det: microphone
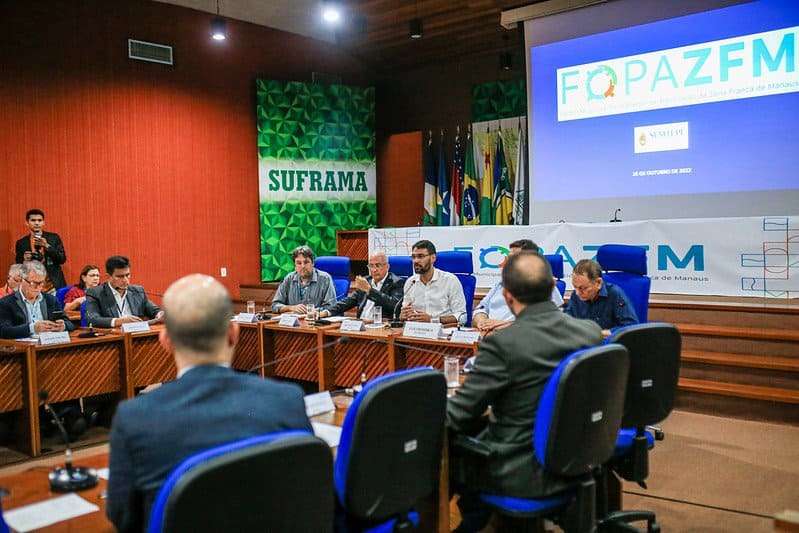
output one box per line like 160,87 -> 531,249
610,208 -> 622,223
246,336 -> 351,375
391,279 -> 417,328
38,390 -> 98,492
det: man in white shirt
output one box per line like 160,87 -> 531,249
400,240 -> 467,326
472,239 -> 563,335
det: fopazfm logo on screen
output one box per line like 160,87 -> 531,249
557,26 -> 798,121
634,122 -> 689,153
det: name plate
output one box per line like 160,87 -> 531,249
340,319 -> 365,332
39,331 -> 71,345
233,313 -> 257,323
402,321 -> 442,340
304,391 -> 336,417
278,314 -> 300,327
122,321 -> 151,333
450,330 -> 481,344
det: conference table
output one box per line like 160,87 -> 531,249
0,320 -> 479,458
0,392 -> 453,532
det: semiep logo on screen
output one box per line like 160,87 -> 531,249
557,26 -> 798,121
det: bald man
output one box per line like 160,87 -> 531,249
321,250 -> 405,320
107,274 -> 312,532
447,252 -> 602,532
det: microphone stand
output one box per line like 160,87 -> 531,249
39,391 -> 98,492
391,279 -> 417,328
610,208 -> 622,223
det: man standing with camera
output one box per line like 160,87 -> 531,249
14,209 -> 68,289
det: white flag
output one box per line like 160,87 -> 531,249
513,126 -> 527,225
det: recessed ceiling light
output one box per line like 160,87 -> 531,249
322,5 -> 342,24
211,17 -> 227,41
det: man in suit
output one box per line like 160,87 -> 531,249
14,209 -> 68,288
85,255 -> 163,328
0,261 -> 74,338
447,251 -> 602,532
106,274 -> 312,532
321,250 -> 404,321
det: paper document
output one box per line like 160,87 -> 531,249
322,316 -> 349,322
312,422 -> 342,448
4,493 -> 99,532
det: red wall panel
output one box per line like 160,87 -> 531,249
0,0 -> 368,298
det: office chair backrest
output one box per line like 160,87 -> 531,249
56,285 -> 72,306
335,367 -> 447,522
596,244 -> 650,322
315,256 -> 351,300
607,323 -> 681,428
535,344 -> 629,477
80,300 -> 87,327
148,430 -> 333,533
388,255 -> 413,277
434,251 -> 476,326
544,254 -> 566,297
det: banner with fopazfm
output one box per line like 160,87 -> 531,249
257,80 -> 376,281
368,216 -> 798,298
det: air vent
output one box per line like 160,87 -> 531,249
128,39 -> 173,65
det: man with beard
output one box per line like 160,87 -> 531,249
399,240 -> 466,326
271,245 -> 337,314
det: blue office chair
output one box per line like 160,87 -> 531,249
468,344 -> 630,532
545,254 -> 566,298
316,256 -> 351,300
80,300 -> 88,327
596,244 -> 651,323
56,285 -> 72,307
434,251 -> 476,326
598,323 -> 681,533
148,430 -> 333,533
387,255 -> 413,277
335,367 -> 447,532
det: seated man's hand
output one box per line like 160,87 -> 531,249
406,309 -> 431,322
601,329 -> 611,338
478,318 -> 511,334
33,320 -> 60,333
290,304 -> 307,315
153,311 -> 165,323
318,310 -> 330,318
53,320 -> 67,332
117,316 -> 142,325
352,276 -> 370,293
399,304 -> 412,320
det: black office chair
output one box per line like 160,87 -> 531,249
457,344 -> 630,533
598,323 -> 681,533
147,430 -> 334,533
334,367 -> 447,531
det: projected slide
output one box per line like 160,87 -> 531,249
530,0 -> 799,203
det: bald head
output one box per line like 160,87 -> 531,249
502,251 -> 554,305
163,274 -> 234,362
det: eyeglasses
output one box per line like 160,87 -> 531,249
411,254 -> 430,260
23,278 -> 45,288
367,263 -> 386,269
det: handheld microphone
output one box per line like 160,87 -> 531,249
38,390 -> 98,492
246,336 -> 351,375
391,279 -> 417,328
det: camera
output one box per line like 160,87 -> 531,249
29,251 -> 43,262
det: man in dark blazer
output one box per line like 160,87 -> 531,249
447,251 -> 602,532
106,274 -> 312,532
14,208 -> 67,288
0,261 -> 74,338
85,255 -> 163,328
321,250 -> 404,320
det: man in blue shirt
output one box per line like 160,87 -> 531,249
472,239 -> 563,335
564,259 -> 638,334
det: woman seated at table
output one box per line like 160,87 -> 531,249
63,264 -> 101,312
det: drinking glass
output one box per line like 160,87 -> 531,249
373,306 -> 382,325
246,300 -> 256,314
305,303 -> 317,325
444,356 -> 460,388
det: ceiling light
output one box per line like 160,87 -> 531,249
500,52 -> 512,71
409,18 -> 423,39
322,5 -> 342,24
211,17 -> 226,41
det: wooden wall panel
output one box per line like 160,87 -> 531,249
377,131 -> 424,228
0,0 -> 368,297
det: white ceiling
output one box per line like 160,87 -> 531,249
153,0 -> 338,43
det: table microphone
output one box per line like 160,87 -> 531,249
246,336 -> 351,375
391,279 -> 417,328
39,390 -> 98,492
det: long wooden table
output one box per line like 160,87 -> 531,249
0,393 -> 453,532
0,321 -> 478,458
